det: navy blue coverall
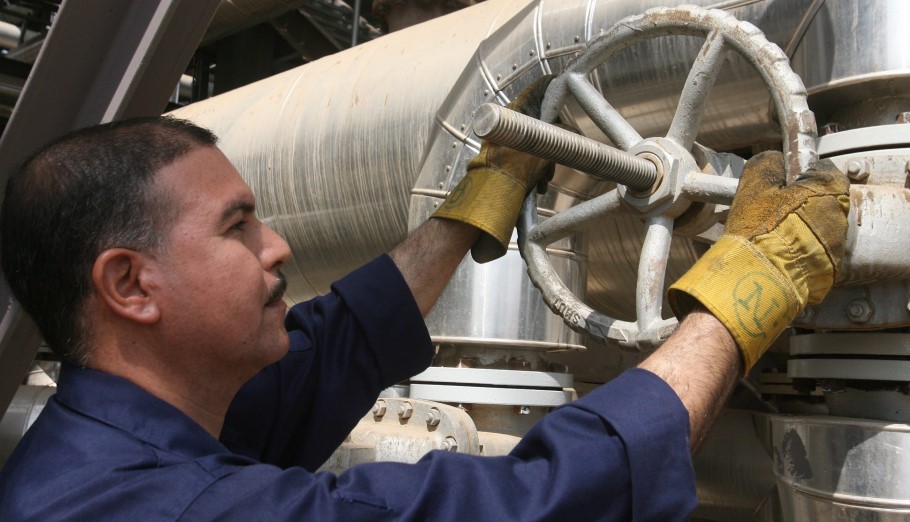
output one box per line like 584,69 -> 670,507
0,255 -> 696,520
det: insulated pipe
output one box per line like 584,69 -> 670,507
0,21 -> 21,50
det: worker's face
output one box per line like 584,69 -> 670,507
151,146 -> 292,378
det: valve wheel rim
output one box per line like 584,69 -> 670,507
517,5 -> 818,350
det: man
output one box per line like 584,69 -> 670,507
0,78 -> 848,520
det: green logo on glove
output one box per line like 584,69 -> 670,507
733,272 -> 787,338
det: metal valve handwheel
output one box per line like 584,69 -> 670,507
481,6 -> 818,349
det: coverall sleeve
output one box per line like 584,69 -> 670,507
220,254 -> 437,471
184,369 -> 696,521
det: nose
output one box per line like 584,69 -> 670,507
261,222 -> 291,272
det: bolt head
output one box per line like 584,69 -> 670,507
427,408 -> 442,427
372,400 -> 387,417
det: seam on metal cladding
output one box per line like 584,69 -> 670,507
537,207 -> 556,218
505,242 -> 588,261
706,0 -> 765,10
439,116 -> 470,142
476,44 -> 501,102
532,1 -> 545,75
411,188 -> 448,199
584,0 -> 596,43
781,0 -> 826,59
775,476 -> 910,510
497,58 -> 544,93
805,70 -> 910,96
438,113 -> 481,149
543,246 -> 587,261
437,116 -> 480,154
543,44 -> 585,62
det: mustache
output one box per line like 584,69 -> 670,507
267,272 -> 288,303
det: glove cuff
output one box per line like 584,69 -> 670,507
432,168 -> 527,262
668,236 -> 801,374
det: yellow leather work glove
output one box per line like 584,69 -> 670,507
432,75 -> 555,263
668,151 -> 850,374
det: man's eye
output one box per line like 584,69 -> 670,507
230,220 -> 247,232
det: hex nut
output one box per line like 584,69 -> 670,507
844,160 -> 870,182
397,402 -> 413,420
427,408 -> 442,427
442,436 -> 458,452
372,400 -> 386,417
796,306 -> 815,322
846,300 -> 873,323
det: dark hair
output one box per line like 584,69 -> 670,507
0,116 -> 218,365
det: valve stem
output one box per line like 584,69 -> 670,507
472,103 -> 658,191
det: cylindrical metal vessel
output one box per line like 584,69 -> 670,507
770,414 -> 910,521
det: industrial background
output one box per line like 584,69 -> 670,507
1,0 -> 909,520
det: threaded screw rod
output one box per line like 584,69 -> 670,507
472,103 -> 658,191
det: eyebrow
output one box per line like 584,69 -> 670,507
219,199 -> 256,226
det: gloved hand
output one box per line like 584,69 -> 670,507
432,75 -> 556,263
668,151 -> 850,374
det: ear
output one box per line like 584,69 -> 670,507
91,248 -> 161,325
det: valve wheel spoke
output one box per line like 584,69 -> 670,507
527,189 -> 621,246
636,216 -> 674,328
667,30 -> 728,150
567,74 -> 642,151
